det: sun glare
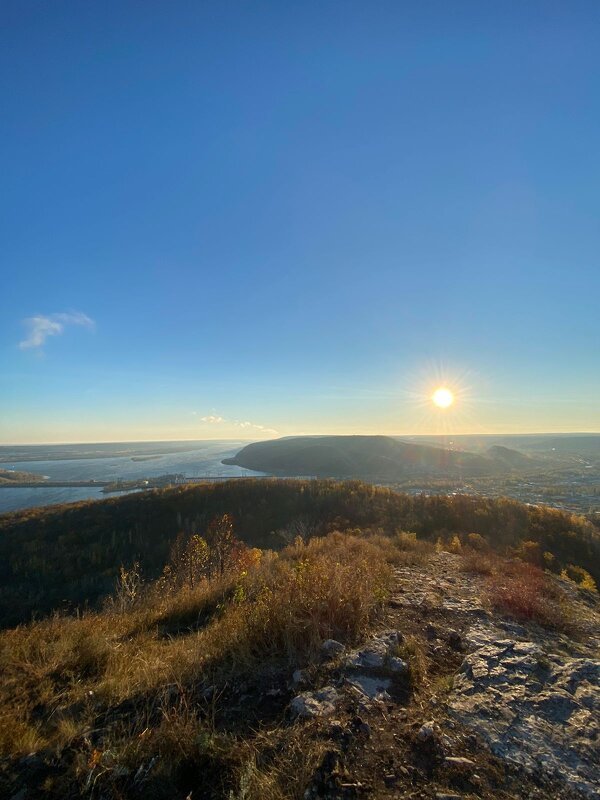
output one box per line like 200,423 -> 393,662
432,387 -> 454,409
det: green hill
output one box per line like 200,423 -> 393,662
224,435 -> 524,477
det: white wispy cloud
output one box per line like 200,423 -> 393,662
235,420 -> 279,435
19,312 -> 95,350
196,413 -> 278,436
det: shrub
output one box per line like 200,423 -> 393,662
466,532 -> 488,551
461,549 -> 499,576
516,540 -> 544,567
560,564 -> 598,593
396,635 -> 427,689
212,533 -> 393,669
113,562 -> 143,612
487,561 -> 574,631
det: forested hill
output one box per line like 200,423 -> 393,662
0,479 -> 598,629
223,435 -> 531,477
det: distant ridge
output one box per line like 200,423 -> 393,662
485,445 -> 537,469
223,435 -> 517,478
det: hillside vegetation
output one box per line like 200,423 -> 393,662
0,481 -> 599,799
0,479 -> 598,629
223,435 -> 537,477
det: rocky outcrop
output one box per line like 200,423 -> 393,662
291,629 -> 409,716
392,552 -> 600,798
450,628 -> 600,798
288,551 -> 600,799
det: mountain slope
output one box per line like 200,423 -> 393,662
486,444 -> 538,469
225,435 -> 506,477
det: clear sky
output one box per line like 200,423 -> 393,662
1,1 -> 599,443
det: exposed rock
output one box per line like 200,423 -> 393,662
321,639 -> 345,660
346,647 -> 385,669
291,686 -> 340,719
442,597 -> 488,617
16,753 -> 50,783
417,721 -> 436,742
450,628 -> 600,798
292,668 -> 308,687
448,630 -> 463,651
387,655 -> 408,673
444,756 -> 475,769
345,630 -> 402,671
346,674 -> 391,701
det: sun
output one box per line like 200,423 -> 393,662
432,387 -> 454,409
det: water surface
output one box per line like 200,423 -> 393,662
0,440 -> 261,513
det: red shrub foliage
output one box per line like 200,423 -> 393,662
486,560 -> 571,630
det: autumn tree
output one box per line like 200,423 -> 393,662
168,532 -> 210,588
114,561 -> 142,612
207,513 -> 236,576
181,534 -> 210,588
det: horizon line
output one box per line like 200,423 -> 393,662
1,431 -> 600,447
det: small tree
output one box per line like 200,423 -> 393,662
181,534 -> 210,589
169,532 -> 209,588
276,515 -> 319,545
207,513 -> 236,576
114,561 -> 142,612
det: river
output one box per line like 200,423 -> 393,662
0,440 -> 263,513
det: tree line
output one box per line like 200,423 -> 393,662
0,479 -> 597,627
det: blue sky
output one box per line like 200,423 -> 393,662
1,1 -> 599,443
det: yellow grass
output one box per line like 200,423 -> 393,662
0,531 -> 407,767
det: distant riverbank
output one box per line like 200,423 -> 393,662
0,441 -> 265,514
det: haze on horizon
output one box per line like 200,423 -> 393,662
1,2 -> 599,445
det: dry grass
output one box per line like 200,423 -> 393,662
486,560 -> 574,631
373,530 -> 433,566
461,548 -> 498,576
395,634 -> 428,689
230,724 -> 328,800
462,551 -> 577,632
0,530 -> 405,798
203,532 -> 394,673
